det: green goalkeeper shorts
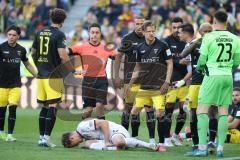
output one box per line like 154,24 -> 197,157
198,75 -> 233,107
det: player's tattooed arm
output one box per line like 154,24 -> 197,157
114,52 -> 124,88
180,41 -> 198,58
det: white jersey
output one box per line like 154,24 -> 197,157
76,119 -> 130,141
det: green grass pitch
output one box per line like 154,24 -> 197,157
0,109 -> 239,160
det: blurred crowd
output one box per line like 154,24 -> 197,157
1,0 -> 240,45
0,0 -> 76,40
67,0 -> 240,47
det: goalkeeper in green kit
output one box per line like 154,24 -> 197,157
192,10 -> 240,157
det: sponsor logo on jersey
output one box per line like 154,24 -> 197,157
3,51 -> 9,54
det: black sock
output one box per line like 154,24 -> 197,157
39,107 -> 48,136
146,111 -> 155,139
175,109 -> 186,135
44,107 -> 57,136
165,107 -> 173,138
190,109 -> 198,145
0,107 -> 7,131
8,105 -> 17,134
97,116 -> 105,120
131,114 -> 140,137
121,112 -> 130,130
209,118 -> 217,142
157,116 -> 165,143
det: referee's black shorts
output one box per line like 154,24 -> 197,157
82,76 -> 108,108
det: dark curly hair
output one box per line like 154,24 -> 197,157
49,8 -> 67,24
61,132 -> 73,148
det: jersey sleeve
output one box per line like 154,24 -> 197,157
162,42 -> 172,60
20,47 -> 28,62
197,35 -> 209,70
235,107 -> 240,119
76,119 -> 96,133
57,32 -> 67,49
233,38 -> 240,69
117,36 -> 133,53
32,32 -> 38,49
136,45 -> 141,62
71,44 -> 83,55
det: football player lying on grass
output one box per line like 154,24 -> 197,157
62,119 -> 158,151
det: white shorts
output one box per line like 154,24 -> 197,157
109,123 -> 130,143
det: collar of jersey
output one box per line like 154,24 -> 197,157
89,42 -> 101,47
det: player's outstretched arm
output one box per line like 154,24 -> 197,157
180,40 -> 199,58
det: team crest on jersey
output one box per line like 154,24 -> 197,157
63,40 -> 67,46
154,49 -> 158,54
17,51 -> 21,56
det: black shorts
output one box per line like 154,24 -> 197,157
82,77 -> 108,108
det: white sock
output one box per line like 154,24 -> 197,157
40,135 -> 44,139
125,138 -> 150,149
172,133 -> 178,138
217,145 -> 223,151
44,135 -> 50,140
149,138 -> 155,143
198,144 -> 207,150
89,142 -> 117,150
7,134 -> 12,136
0,131 -> 4,133
179,133 -> 186,139
164,138 -> 170,142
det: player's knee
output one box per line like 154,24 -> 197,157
218,107 -> 228,116
130,107 -> 140,115
165,103 -> 174,109
197,105 -> 208,114
156,110 -> 164,118
208,106 -> 218,119
112,135 -> 126,148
